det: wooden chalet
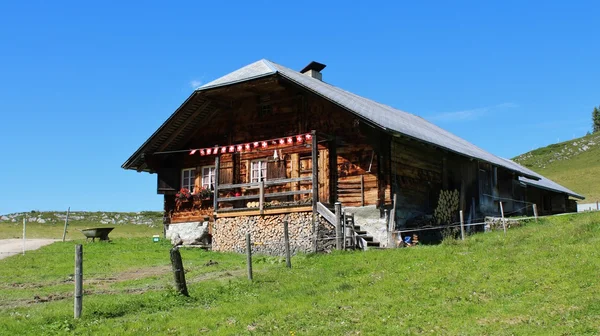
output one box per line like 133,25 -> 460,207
122,59 -> 584,251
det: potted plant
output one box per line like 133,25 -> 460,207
195,187 -> 213,200
175,188 -> 192,211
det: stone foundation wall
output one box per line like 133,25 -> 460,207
213,212 -> 334,255
484,216 -> 527,231
345,205 -> 389,247
165,221 -> 210,245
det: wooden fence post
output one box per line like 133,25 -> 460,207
213,156 -> 220,211
74,244 -> 83,318
499,202 -> 507,235
360,175 -> 365,207
335,202 -> 342,250
284,221 -> 291,268
344,213 -> 353,249
22,217 -> 26,256
259,180 -> 265,216
532,204 -> 538,223
246,233 -> 253,281
169,247 -> 189,296
62,207 -> 70,242
459,210 -> 465,241
342,211 -> 346,250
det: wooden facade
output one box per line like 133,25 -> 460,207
125,61 -> 580,239
151,76 -> 391,224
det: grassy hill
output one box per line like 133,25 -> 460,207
514,132 -> 600,202
0,211 -> 163,239
1,212 -> 599,335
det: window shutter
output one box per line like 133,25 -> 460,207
267,160 -> 287,179
157,168 -> 180,193
219,155 -> 234,185
219,166 -> 233,184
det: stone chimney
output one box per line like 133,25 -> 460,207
300,61 -> 326,81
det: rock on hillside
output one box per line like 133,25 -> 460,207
0,211 -> 163,226
514,133 -> 600,169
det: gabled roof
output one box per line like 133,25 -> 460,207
196,59 -> 540,180
124,59 -> 582,199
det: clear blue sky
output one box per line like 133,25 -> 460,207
1,0 -> 598,214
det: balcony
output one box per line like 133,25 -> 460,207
215,177 -> 314,217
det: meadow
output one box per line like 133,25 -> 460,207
1,212 -> 599,335
514,132 -> 600,202
0,213 -> 162,240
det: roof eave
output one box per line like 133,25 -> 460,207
196,70 -> 277,92
121,91 -> 201,171
521,181 -> 585,200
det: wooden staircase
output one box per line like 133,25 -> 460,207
343,213 -> 381,249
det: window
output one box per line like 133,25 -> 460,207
201,166 -> 216,189
250,160 -> 267,183
181,168 -> 196,192
259,104 -> 273,118
258,94 -> 272,118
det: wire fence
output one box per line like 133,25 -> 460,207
393,203 -> 537,236
1,201 -> 588,258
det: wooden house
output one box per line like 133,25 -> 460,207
122,59 -> 583,252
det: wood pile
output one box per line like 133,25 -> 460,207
212,212 -> 334,256
434,189 -> 460,225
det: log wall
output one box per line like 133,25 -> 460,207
390,137 -> 443,226
526,187 -> 568,216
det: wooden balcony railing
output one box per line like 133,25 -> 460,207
215,176 -> 313,214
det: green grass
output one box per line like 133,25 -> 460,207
514,132 -> 600,201
0,219 -> 162,240
1,212 -> 600,335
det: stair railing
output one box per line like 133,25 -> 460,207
316,202 -> 368,251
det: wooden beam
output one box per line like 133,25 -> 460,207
156,99 -> 213,152
169,106 -> 222,151
360,174 -> 365,206
259,180 -> 264,215
203,77 -> 279,97
316,202 -> 336,225
311,129 -> 319,253
216,206 -> 313,218
213,156 -> 220,211
312,130 -> 319,206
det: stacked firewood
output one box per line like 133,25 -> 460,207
434,189 -> 460,225
212,212 -> 333,256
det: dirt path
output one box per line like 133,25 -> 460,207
0,239 -> 59,260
